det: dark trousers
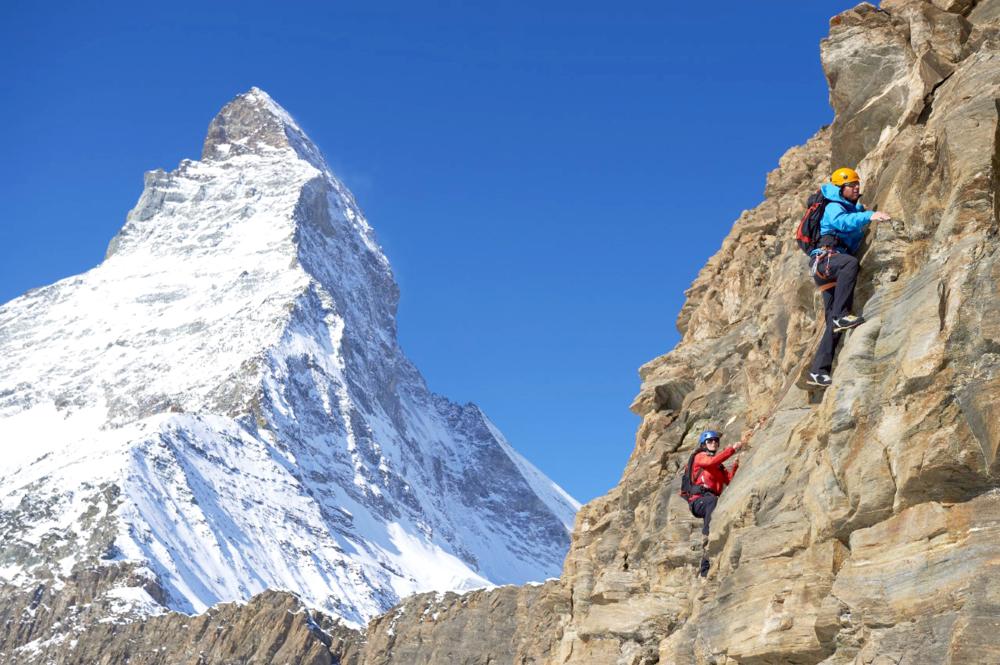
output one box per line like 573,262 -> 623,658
809,252 -> 859,375
690,494 -> 718,576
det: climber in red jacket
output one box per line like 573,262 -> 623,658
687,429 -> 747,576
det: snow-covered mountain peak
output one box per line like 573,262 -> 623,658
0,89 -> 578,628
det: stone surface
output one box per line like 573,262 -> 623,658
349,2 -> 1000,664
0,588 -> 359,665
358,583 -> 568,665
2,1 -> 995,662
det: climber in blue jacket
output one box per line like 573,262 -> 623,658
807,167 -> 890,388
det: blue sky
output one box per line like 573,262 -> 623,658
1,1 -> 858,502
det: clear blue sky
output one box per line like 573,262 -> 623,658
1,1 -> 859,502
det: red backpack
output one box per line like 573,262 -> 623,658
794,190 -> 831,255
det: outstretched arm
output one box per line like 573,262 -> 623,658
696,446 -> 736,469
723,430 -> 749,483
829,205 -> 874,234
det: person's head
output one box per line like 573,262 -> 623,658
831,167 -> 862,203
698,430 -> 721,455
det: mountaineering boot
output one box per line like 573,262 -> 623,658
807,373 -> 832,388
832,314 -> 865,332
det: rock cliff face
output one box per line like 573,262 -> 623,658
4,1 -> 995,662
351,2 -> 1000,663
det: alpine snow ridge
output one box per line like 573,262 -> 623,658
0,87 -> 579,630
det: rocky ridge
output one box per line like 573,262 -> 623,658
347,1 -> 1000,664
0,89 -> 578,662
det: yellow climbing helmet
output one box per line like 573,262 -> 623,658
831,167 -> 861,186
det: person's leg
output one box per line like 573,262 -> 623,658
828,253 -> 859,320
844,277 -> 855,318
810,252 -> 859,378
690,497 -> 706,521
699,494 -> 717,535
693,495 -> 717,577
810,288 -> 837,375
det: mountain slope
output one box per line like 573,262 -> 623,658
0,87 -> 578,655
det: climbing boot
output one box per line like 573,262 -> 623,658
806,373 -> 832,388
833,314 -> 865,333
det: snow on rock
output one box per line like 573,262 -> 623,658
0,87 -> 579,628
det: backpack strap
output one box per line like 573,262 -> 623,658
819,200 -> 852,250
680,452 -> 698,497
689,458 -> 719,496
691,465 -> 704,486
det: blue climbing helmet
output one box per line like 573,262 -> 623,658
698,430 -> 722,446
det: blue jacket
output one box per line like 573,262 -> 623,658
810,182 -> 873,256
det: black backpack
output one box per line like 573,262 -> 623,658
679,451 -> 705,500
794,190 -> 831,255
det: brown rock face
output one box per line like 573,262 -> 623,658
3,2 -> 996,663
201,86 -> 300,160
0,583 -> 360,665
359,583 -> 569,665
350,1 -> 1000,664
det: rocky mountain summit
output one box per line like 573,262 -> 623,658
0,88 -> 578,662
339,1 -> 1000,664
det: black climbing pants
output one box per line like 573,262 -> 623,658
810,251 -> 860,375
690,495 -> 717,535
690,494 -> 718,576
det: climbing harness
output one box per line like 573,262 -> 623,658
811,248 -> 838,293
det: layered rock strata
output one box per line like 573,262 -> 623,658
351,1 -> 1000,663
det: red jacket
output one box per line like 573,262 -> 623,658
688,446 -> 739,499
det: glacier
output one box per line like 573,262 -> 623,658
0,87 -> 579,628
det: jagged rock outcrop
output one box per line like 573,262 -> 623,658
349,1 -> 1000,663
358,583 -> 569,665
2,590 -> 357,665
